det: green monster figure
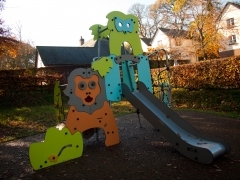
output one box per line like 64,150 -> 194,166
90,11 -> 143,56
29,126 -> 83,170
90,11 -> 152,101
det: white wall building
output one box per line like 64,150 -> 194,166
150,28 -> 197,62
217,2 -> 240,57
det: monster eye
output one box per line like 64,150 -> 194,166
88,81 -> 96,89
78,81 -> 86,90
118,22 -> 123,27
126,23 -> 130,28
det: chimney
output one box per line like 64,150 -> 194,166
80,36 -> 84,46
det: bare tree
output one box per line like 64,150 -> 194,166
150,0 -> 192,30
128,3 -> 169,38
0,21 -> 36,70
15,21 -> 23,42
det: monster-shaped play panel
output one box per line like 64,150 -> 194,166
29,127 -> 83,170
64,68 -> 120,147
90,11 -> 152,102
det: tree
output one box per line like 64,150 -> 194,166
128,3 -> 168,38
150,0 -> 192,30
152,0 -> 224,60
188,0 -> 223,60
167,0 -> 188,12
0,0 -> 18,60
0,3 -> 36,70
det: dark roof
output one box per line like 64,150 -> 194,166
140,38 -> 151,46
150,28 -> 189,44
37,39 -> 111,66
227,2 -> 240,9
159,28 -> 189,38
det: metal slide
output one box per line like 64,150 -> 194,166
122,81 -> 231,164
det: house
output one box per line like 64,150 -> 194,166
217,2 -> 240,58
150,28 -> 197,63
140,38 -> 152,53
35,38 -> 130,68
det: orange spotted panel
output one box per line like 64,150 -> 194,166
66,101 -> 120,147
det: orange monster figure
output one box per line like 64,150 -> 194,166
64,68 -> 120,147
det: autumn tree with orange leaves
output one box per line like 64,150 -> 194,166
149,0 -> 224,60
188,0 -> 224,60
0,0 -> 35,69
0,0 -> 18,60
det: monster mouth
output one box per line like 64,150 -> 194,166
85,95 -> 93,103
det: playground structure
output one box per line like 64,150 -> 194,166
148,49 -> 172,108
29,11 -> 231,170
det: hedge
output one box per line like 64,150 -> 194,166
0,64 -> 90,96
151,56 -> 240,90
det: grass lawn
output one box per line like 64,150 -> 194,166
0,95 -> 239,143
0,100 -> 136,143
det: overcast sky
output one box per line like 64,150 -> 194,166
2,0 -> 229,47
2,0 -> 157,46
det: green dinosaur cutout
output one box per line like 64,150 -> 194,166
92,57 -> 113,77
89,24 -> 110,40
29,126 -> 83,170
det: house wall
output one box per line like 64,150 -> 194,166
35,51 -> 45,68
218,4 -> 240,57
151,30 -> 170,50
169,38 -> 197,62
140,40 -> 150,53
151,29 -> 197,62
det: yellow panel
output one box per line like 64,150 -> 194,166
29,127 -> 83,170
109,33 -> 143,56
89,24 -> 110,40
106,11 -> 142,56
54,81 -> 64,123
91,57 -> 113,78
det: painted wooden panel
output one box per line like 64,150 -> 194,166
29,127 -> 83,170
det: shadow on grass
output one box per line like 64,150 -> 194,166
0,106 -> 57,143
0,99 -> 137,143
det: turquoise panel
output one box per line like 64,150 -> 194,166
104,55 -> 122,101
114,17 -> 134,33
122,60 -> 136,92
137,55 -> 152,93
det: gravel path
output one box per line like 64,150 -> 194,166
0,110 -> 239,180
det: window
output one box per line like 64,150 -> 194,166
227,18 -> 234,28
175,38 -> 182,46
229,35 -> 236,45
157,40 -> 162,47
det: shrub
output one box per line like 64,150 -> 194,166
169,56 -> 240,89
